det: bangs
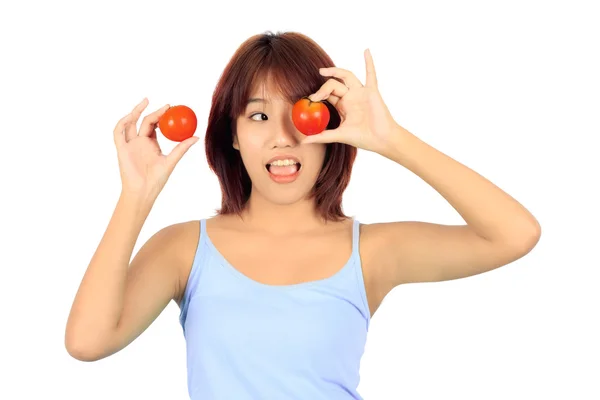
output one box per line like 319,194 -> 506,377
228,34 -> 337,118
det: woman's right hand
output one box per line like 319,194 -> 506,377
113,98 -> 199,199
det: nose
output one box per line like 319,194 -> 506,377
269,113 -> 301,148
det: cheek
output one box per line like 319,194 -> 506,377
245,132 -> 265,148
310,145 -> 327,166
237,123 -> 266,149
237,135 -> 266,171
301,145 -> 327,176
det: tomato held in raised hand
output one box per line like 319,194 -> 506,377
158,105 -> 198,142
292,97 -> 330,136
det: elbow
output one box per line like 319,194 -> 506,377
510,219 -> 542,257
493,218 -> 541,261
65,339 -> 103,362
64,329 -> 109,362
524,218 -> 542,252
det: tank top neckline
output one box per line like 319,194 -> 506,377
200,217 -> 361,291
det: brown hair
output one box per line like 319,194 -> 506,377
205,31 -> 357,221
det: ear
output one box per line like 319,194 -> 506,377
232,134 -> 239,150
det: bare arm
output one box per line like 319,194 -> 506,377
65,99 -> 199,361
65,194 -> 163,361
65,192 -> 192,361
367,128 -> 540,302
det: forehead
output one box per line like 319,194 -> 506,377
251,66 -> 301,97
249,76 -> 281,97
247,80 -> 291,107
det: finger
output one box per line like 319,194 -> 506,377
364,49 -> 378,87
113,113 -> 132,149
139,104 -> 170,137
125,98 -> 149,141
301,128 -> 346,145
165,136 -> 200,170
309,79 -> 348,102
325,94 -> 341,107
319,67 -> 363,89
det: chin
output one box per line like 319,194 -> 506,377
248,167 -> 319,207
252,182 -> 315,206
266,191 -> 312,206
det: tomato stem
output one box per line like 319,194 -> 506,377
302,95 -> 317,105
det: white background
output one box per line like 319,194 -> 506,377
1,0 -> 598,399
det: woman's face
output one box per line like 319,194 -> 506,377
233,82 -> 327,207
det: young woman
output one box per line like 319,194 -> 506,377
65,31 -> 541,399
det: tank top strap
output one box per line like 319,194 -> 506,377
200,217 -> 207,237
351,217 -> 360,256
348,217 -> 371,329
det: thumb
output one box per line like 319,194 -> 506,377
301,128 -> 345,145
165,136 -> 199,170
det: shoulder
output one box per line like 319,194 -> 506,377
358,219 -> 453,276
356,221 -> 416,296
145,220 -> 202,304
149,220 -> 201,257
357,220 -> 406,255
355,222 -> 391,269
359,220 -> 426,253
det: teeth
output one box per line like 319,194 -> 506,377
270,159 -> 298,166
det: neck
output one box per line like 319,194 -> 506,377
239,190 -> 325,234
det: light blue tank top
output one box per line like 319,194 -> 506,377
179,218 -> 371,399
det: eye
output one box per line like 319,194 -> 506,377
250,112 -> 268,121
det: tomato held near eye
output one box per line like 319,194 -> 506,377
292,97 -> 330,136
158,105 -> 198,142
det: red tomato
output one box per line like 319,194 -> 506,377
292,97 -> 330,136
158,105 -> 197,142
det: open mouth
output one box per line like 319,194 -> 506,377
266,161 -> 302,173
265,159 -> 302,183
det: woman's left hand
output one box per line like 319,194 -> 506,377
302,49 -> 406,158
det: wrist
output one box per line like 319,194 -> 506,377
118,188 -> 157,214
385,124 -> 419,165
